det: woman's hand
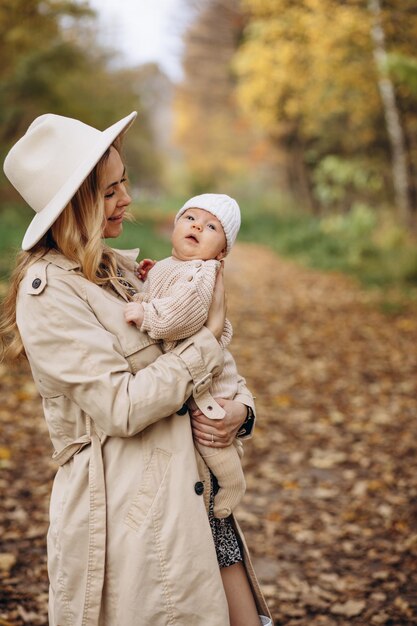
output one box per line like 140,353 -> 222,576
205,262 -> 226,340
190,398 -> 247,448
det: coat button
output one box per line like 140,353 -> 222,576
32,278 -> 42,289
177,403 -> 188,415
194,481 -> 204,496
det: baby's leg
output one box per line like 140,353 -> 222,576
196,442 -> 245,518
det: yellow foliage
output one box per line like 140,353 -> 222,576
0,446 -> 11,460
172,0 -> 281,187
234,0 -> 416,154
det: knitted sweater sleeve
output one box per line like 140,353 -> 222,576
140,260 -> 218,343
219,318 -> 233,348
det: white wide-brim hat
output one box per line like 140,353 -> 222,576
3,111 -> 137,250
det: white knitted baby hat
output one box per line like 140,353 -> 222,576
175,193 -> 241,255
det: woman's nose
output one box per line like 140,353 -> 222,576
118,186 -> 131,206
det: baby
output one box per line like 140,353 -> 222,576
125,193 -> 247,519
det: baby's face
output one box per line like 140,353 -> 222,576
172,208 -> 227,262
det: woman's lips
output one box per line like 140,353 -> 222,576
108,211 -> 125,222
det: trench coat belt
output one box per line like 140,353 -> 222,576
52,416 -> 107,626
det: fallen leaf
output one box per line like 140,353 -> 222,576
0,553 -> 16,573
330,600 -> 366,617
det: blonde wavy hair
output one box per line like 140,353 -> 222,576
0,141 -> 132,361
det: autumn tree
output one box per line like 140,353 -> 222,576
0,0 -> 163,200
234,0 -> 417,219
0,0 -> 93,142
174,0 -> 277,193
369,0 -> 411,224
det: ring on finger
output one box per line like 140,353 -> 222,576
211,433 -> 214,444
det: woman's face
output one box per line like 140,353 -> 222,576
102,147 -> 131,239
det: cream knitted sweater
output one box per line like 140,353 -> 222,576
136,256 -> 239,404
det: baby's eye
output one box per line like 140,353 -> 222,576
208,224 -> 216,230
185,214 -> 194,221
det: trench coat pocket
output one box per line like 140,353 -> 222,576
124,448 -> 172,532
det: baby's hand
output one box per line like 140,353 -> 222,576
136,258 -> 156,281
125,301 -> 145,326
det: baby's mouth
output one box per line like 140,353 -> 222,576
186,235 -> 199,243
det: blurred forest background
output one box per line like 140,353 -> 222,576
1,3 -> 417,624
0,0 -> 417,303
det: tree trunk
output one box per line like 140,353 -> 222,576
368,0 -> 413,225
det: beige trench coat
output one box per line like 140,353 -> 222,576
16,249 -> 270,626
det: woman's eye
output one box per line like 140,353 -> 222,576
104,177 -> 128,199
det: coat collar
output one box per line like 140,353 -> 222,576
42,249 -> 79,270
42,247 -> 140,272
112,248 -> 140,273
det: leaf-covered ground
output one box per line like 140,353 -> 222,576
1,242 -> 416,625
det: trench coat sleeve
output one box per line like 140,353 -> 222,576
234,374 -> 256,439
17,273 -> 224,438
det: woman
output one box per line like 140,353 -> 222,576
1,112 -> 271,626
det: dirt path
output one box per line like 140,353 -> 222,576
1,242 -> 417,625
